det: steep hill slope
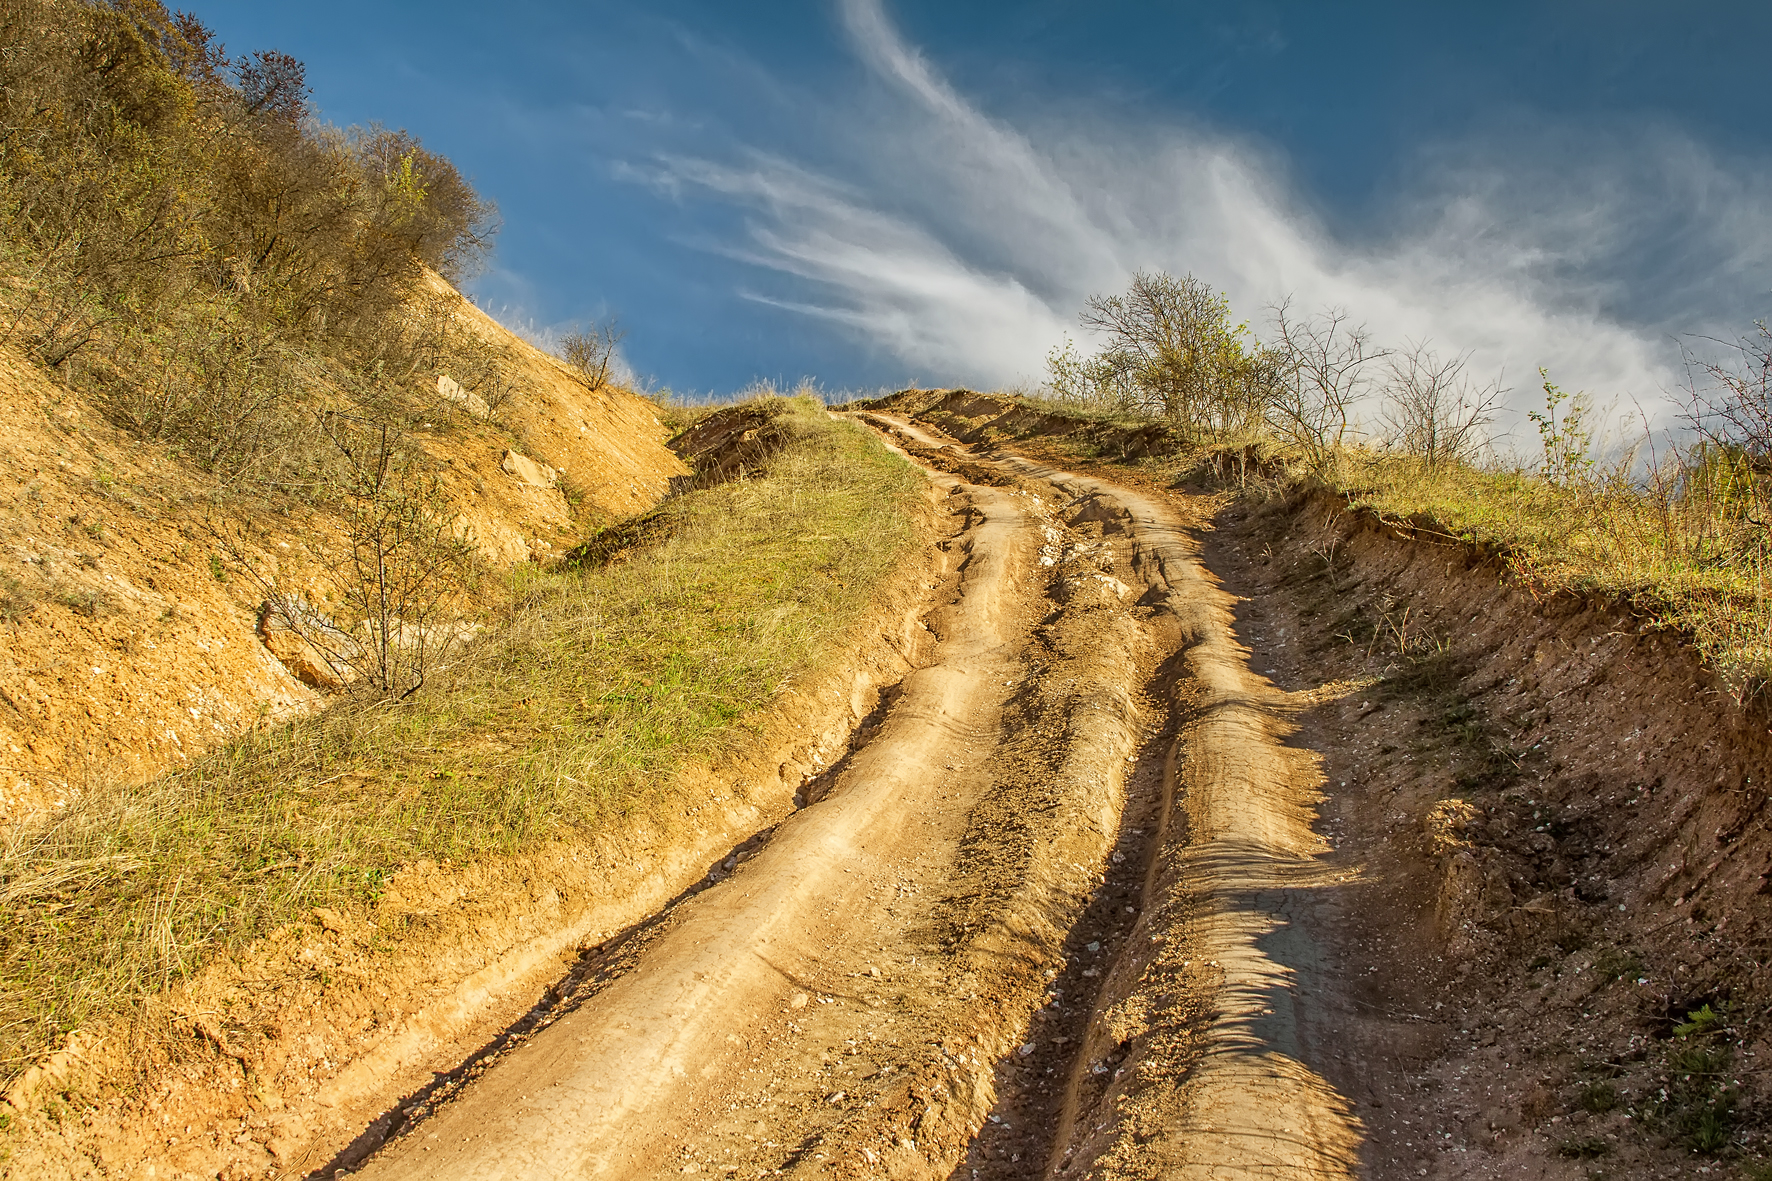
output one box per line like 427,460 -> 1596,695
0,282 -> 684,820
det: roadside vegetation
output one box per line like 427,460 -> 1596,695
1029,270 -> 1772,695
0,0 -> 505,482
0,0 -> 608,698
0,0 -> 926,1092
0,396 -> 923,1081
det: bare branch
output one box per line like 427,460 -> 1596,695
559,320 -> 626,392
1264,299 -> 1388,470
1379,340 -> 1503,468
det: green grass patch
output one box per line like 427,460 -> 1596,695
1335,453 -> 1772,693
0,397 -> 923,1080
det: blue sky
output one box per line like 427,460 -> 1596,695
201,1 -> 1772,424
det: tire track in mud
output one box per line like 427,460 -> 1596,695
337,413 -> 1362,1180
873,417 -> 1364,1179
996,454 -> 1363,1180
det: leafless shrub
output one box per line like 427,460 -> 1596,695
1686,322 -> 1772,464
102,313 -> 298,478
558,320 -> 625,391
222,415 -> 476,698
1265,300 -> 1388,470
1379,342 -> 1503,469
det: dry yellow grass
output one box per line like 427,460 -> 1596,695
0,396 -> 922,1080
1335,449 -> 1771,694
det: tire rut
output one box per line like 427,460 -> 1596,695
335,413 -> 1362,1180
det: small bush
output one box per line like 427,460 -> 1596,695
1557,1137 -> 1610,1159
1379,341 -> 1502,469
223,414 -> 478,699
558,320 -> 625,391
0,576 -> 35,623
1674,1004 -> 1728,1038
1265,300 -> 1384,471
1651,1005 -> 1741,1156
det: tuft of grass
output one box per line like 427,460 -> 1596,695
1579,1081 -> 1620,1114
1674,1003 -> 1727,1038
1590,946 -> 1644,984
1646,1004 -> 1742,1156
0,577 -> 34,624
0,398 -> 923,1081
1686,1103 -> 1734,1154
1557,1137 -> 1611,1159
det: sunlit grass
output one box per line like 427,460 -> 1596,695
0,396 -> 923,1077
1334,449 -> 1772,692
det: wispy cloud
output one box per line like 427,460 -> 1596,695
640,0 -> 1772,423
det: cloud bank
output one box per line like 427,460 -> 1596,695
642,0 -> 1772,425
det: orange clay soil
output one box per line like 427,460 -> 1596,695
0,277 -> 684,820
0,440 -> 948,1180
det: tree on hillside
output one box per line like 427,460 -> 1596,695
235,49 -> 307,120
1264,300 -> 1387,470
0,0 -> 500,479
1048,270 -> 1278,434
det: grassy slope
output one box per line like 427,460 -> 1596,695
1342,457 -> 1769,690
0,397 -> 922,1077
903,388 -> 1771,695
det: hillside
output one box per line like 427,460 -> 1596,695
0,0 -> 688,815
3,4 -> 1770,1179
0,287 -> 684,819
22,389 -> 1753,1181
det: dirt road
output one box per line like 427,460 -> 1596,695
347,413 -> 1362,1179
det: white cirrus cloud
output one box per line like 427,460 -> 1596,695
638,0 -> 1772,429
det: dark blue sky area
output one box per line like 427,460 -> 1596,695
198,1 -> 1772,398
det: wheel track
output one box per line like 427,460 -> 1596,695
871,416 -> 1363,1179
339,412 -> 1360,1179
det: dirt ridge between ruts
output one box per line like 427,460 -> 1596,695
842,414 -> 1361,1178
798,416 -> 1167,1179
958,454 -> 1359,1179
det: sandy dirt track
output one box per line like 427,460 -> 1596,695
995,454 -> 1362,1179
346,414 -> 1358,1179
